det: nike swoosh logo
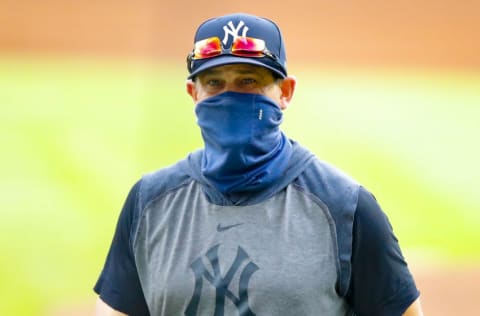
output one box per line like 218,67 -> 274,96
216,223 -> 244,232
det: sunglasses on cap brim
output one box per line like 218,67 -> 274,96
187,36 -> 281,73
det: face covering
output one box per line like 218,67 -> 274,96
195,91 -> 292,194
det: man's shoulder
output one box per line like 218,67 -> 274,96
292,156 -> 360,229
294,156 -> 360,198
138,156 -> 195,209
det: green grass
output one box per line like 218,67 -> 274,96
1,56 -> 479,315
285,66 -> 480,259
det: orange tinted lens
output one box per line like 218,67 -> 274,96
193,37 -> 222,59
231,37 -> 266,56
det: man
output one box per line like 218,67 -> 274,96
94,13 -> 423,316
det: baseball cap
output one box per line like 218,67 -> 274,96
187,13 -> 288,79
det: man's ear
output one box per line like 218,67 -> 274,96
186,79 -> 198,103
278,76 -> 296,110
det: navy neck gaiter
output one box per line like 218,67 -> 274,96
195,91 -> 292,194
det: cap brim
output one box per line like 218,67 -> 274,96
188,55 -> 286,79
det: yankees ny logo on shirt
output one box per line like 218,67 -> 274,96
185,244 -> 259,316
222,20 -> 249,45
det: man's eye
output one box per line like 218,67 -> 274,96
242,78 -> 257,85
207,79 -> 222,86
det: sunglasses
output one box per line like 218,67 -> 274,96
187,36 -> 280,72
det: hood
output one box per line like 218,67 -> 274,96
183,140 -> 315,206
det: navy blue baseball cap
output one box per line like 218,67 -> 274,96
187,13 -> 288,79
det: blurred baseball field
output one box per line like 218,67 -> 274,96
1,0 -> 480,314
1,57 -> 479,315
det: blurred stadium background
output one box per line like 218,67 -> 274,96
1,0 -> 479,315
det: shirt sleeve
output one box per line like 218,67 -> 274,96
94,180 -> 150,316
346,186 -> 420,316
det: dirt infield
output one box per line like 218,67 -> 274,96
2,0 -> 480,69
412,264 -> 480,315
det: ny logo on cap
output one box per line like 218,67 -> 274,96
222,21 -> 249,45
